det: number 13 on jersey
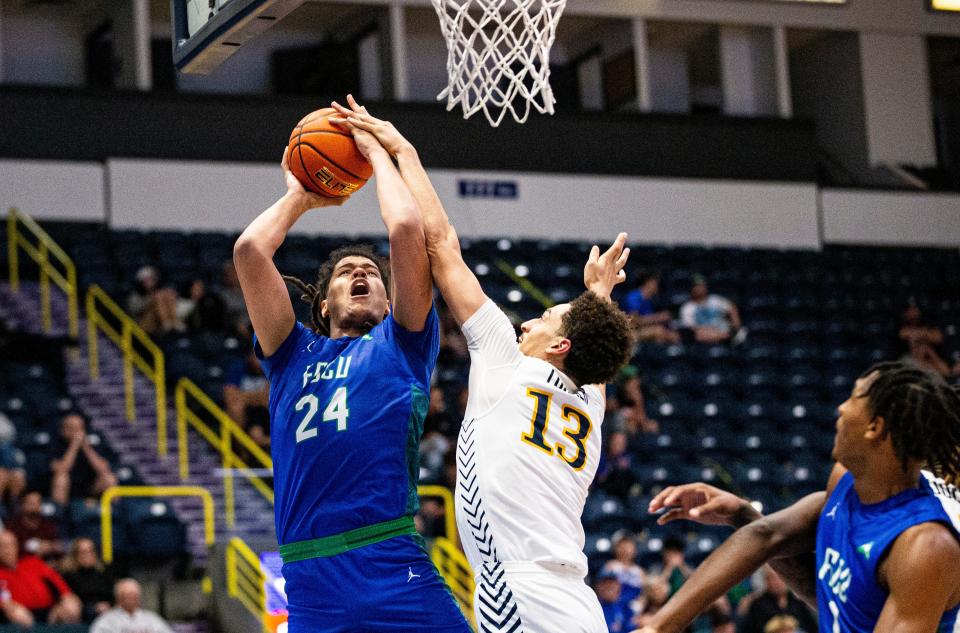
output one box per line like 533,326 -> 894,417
521,388 -> 592,470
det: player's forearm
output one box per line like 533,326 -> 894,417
394,145 -> 453,247
767,553 -> 818,608
649,521 -> 787,633
369,150 -> 422,236
235,193 -> 311,260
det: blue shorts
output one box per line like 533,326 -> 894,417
282,535 -> 471,632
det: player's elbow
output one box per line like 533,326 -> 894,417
233,234 -> 269,264
387,211 -> 425,243
740,516 -> 787,555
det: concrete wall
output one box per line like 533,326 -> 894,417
859,33 -> 937,167
103,159 -> 821,248
0,159 -> 105,221
821,189 -> 960,247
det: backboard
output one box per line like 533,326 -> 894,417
171,0 -> 305,74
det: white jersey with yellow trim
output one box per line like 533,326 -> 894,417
455,300 -> 605,577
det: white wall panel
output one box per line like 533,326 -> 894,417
0,160 -> 105,221
822,189 -> 960,247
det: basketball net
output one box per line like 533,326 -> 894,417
432,0 -> 566,127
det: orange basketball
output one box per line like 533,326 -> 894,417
287,107 -> 372,198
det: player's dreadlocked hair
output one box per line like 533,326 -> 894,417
282,244 -> 390,337
859,361 -> 960,484
559,291 -> 633,387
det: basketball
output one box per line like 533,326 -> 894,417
287,107 -> 372,198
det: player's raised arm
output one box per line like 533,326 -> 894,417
583,232 -> 630,303
341,122 -> 433,332
331,97 -> 488,325
234,149 -> 345,357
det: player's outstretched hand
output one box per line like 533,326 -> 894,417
648,482 -> 758,528
281,147 -> 347,211
330,94 -> 412,156
583,232 -> 630,299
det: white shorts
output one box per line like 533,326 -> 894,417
473,561 -> 607,633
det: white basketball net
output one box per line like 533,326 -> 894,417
431,0 -> 566,127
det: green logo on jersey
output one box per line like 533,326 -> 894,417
857,542 -> 874,560
362,334 -> 373,341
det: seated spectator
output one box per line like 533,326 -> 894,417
613,366 -> 658,435
61,538 -> 115,623
0,531 -> 81,625
90,578 -> 174,633
633,575 -> 670,629
50,413 -> 118,505
655,536 -> 692,596
739,567 -> 816,633
595,569 -> 631,633
898,303 -> 958,378
224,349 -> 270,437
0,412 -> 26,514
178,278 -> 226,333
602,532 -> 646,606
127,266 -> 184,336
679,275 -> 743,344
4,490 -> 62,559
620,269 -> 680,345
764,615 -> 800,633
595,431 -> 637,499
219,261 -> 250,337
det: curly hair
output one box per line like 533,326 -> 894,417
559,291 -> 633,387
282,243 -> 390,336
859,361 -> 960,484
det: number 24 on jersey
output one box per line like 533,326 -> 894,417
294,387 -> 350,442
521,388 -> 592,470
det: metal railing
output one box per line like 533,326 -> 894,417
86,284 -> 169,456
6,207 -> 79,340
175,377 -> 273,528
431,536 -> 476,629
100,485 -> 215,594
226,536 -> 268,632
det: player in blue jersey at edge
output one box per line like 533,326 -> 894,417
630,361 -> 960,633
233,119 -> 470,631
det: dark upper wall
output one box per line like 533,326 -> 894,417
0,86 -> 816,181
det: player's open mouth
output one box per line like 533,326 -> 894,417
350,279 -> 370,297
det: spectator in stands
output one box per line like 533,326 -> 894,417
595,569 -> 631,633
223,348 -> 270,436
658,535 -> 692,596
898,303 -> 958,378
4,490 -> 62,559
633,575 -> 670,629
0,531 -> 81,625
127,266 -> 185,336
620,269 -> 680,345
764,615 -> 800,633
422,387 -> 455,476
178,278 -> 226,333
595,431 -> 638,499
61,538 -> 115,623
614,366 -> 658,435
602,532 -> 646,606
90,578 -> 174,633
739,567 -> 816,633
50,413 -> 118,505
218,260 -> 250,337
679,275 -> 743,344
0,412 -> 26,515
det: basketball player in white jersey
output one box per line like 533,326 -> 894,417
331,96 -> 635,633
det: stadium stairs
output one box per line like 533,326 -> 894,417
0,282 -> 276,571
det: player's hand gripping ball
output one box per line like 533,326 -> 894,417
287,107 -> 373,198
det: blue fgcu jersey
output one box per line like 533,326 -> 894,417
255,308 -> 439,546
816,471 -> 960,633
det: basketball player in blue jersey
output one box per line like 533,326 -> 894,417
630,361 -> 960,633
233,128 -> 470,630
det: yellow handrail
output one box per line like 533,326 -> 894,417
100,485 -> 215,564
6,208 -> 79,340
226,537 -> 268,632
175,378 -> 274,529
417,484 -> 458,545
432,536 -> 476,629
86,285 -> 168,456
